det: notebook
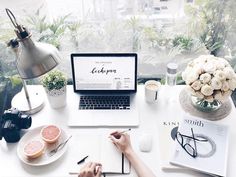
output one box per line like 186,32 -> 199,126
99,135 -> 130,174
69,53 -> 139,127
69,132 -> 130,174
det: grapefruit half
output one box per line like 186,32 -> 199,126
41,125 -> 61,143
24,140 -> 45,159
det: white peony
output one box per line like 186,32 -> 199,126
186,85 -> 196,96
186,72 -> 199,85
221,90 -> 232,102
205,95 -> 214,103
214,70 -> 226,81
183,55 -> 236,102
199,73 -> 211,84
210,77 -> 222,90
203,63 -> 216,74
195,66 -> 204,75
218,57 -> 230,67
182,68 -> 191,81
223,67 -> 235,79
232,74 -> 236,80
200,55 -> 214,63
195,91 -> 204,99
191,80 -> 202,91
197,55 -> 208,62
216,59 -> 227,70
221,81 -> 230,92
223,90 -> 232,97
214,91 -> 224,102
201,84 -> 214,96
228,79 -> 236,90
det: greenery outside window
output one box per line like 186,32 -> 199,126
0,0 -> 236,82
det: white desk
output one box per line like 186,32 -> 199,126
0,85 -> 236,177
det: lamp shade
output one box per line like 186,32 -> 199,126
16,38 -> 60,79
6,8 -> 61,114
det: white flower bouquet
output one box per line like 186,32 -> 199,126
182,55 -> 236,103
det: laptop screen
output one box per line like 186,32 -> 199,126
71,53 -> 137,92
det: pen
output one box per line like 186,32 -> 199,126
77,155 -> 89,165
69,172 -> 79,175
119,128 -> 131,134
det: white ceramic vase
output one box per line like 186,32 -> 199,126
45,86 -> 67,109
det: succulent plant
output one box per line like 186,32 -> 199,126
41,70 -> 67,91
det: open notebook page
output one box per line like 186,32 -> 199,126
100,136 -> 130,174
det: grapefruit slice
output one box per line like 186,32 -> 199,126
41,125 -> 61,143
24,140 -> 45,159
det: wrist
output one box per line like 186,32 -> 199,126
124,147 -> 135,157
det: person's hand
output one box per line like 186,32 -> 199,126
109,131 -> 133,155
79,162 -> 102,177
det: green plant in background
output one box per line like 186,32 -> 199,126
9,75 -> 22,87
0,16 -> 24,112
0,16 -> 16,42
185,0 -> 227,56
172,35 -> 193,52
25,6 -> 48,33
126,16 -> 142,52
43,14 -> 70,48
224,0 -> 236,60
41,70 -> 67,91
25,7 -> 70,49
143,27 -> 158,42
143,27 -> 159,48
0,75 -> 23,115
0,42 -> 18,76
142,26 -> 174,52
0,16 -> 18,77
68,22 -> 82,48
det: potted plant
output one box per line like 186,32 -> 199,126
41,70 -> 67,109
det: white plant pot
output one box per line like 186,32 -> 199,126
45,86 -> 67,109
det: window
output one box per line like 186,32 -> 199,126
0,0 -> 236,82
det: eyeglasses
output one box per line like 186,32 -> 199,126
176,128 -> 208,158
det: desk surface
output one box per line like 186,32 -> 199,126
0,85 -> 236,177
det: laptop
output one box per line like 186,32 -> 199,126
68,53 -> 139,127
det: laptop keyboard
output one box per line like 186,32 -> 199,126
79,96 -> 130,110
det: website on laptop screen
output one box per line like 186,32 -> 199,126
73,56 -> 136,90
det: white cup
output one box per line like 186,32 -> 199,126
145,80 -> 161,103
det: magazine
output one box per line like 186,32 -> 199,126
157,118 -> 183,170
170,115 -> 229,177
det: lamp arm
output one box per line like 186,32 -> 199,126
22,80 -> 32,110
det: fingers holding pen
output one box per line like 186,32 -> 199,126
110,131 -> 122,139
110,129 -> 131,139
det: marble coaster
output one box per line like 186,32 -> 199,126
179,88 -> 232,121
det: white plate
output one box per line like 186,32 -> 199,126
17,126 -> 69,166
